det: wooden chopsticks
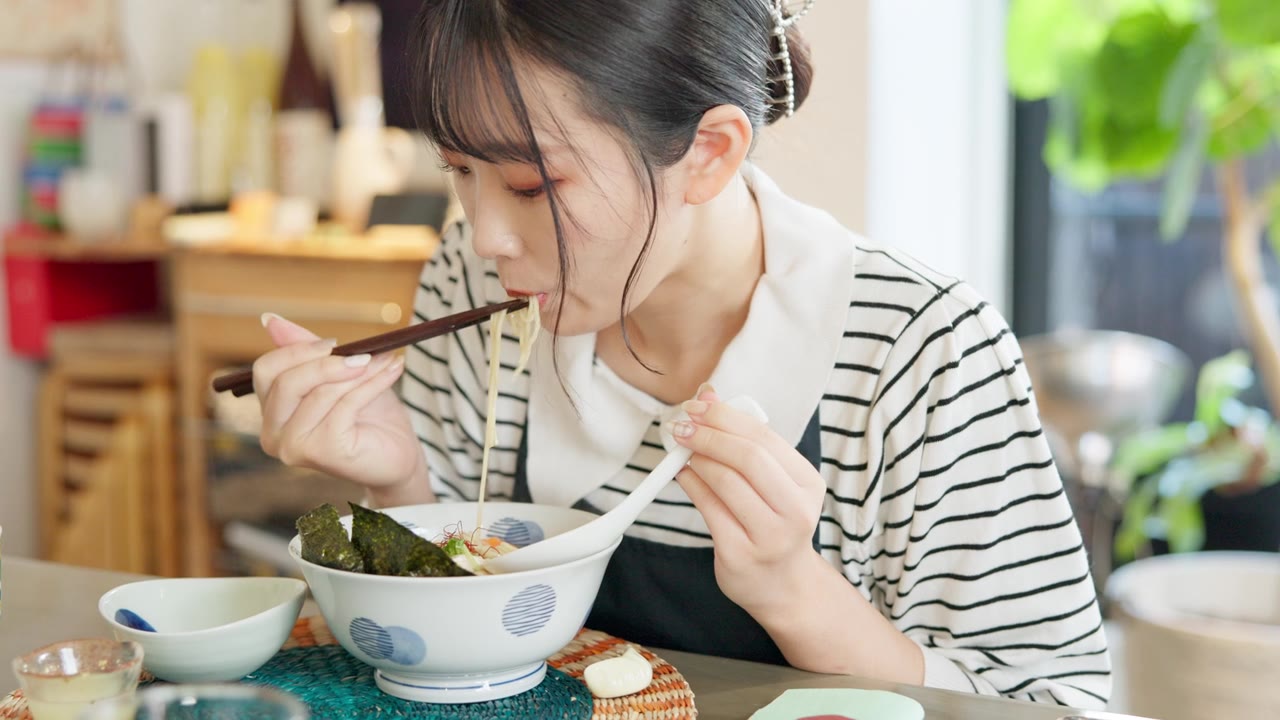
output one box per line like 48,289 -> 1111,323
211,297 -> 531,397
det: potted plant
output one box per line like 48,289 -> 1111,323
1109,350 -> 1280,560
1006,6 -> 1280,716
1006,0 -> 1280,553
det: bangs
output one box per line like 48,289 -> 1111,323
410,2 -> 543,165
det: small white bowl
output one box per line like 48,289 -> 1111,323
292,502 -> 622,704
98,576 -> 306,683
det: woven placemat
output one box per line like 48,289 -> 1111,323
1,615 -> 697,719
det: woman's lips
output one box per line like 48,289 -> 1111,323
504,290 -> 549,307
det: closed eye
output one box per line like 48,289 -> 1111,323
509,180 -> 559,201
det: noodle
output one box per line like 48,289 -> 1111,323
475,297 -> 540,532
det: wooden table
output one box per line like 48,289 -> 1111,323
0,558 -> 1148,720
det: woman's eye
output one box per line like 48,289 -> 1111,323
510,186 -> 545,200
440,162 -> 472,176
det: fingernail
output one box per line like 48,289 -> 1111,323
344,354 -> 372,368
318,337 -> 338,349
696,382 -> 715,396
682,400 -> 709,415
261,312 -> 283,328
671,421 -> 695,438
386,356 -> 406,373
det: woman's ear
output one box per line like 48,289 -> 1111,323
682,105 -> 754,205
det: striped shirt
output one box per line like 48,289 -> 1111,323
402,169 -> 1111,710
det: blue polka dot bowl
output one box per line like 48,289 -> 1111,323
289,501 -> 623,704
97,576 -> 307,683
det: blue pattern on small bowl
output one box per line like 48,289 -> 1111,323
489,517 -> 545,548
115,608 -> 156,633
350,617 -> 426,665
502,584 -> 556,637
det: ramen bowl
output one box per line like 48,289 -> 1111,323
290,501 -> 621,704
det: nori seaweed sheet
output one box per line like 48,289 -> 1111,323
297,503 -> 364,572
348,503 -> 473,577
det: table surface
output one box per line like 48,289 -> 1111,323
0,557 -> 1147,720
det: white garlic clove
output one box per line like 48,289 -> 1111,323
583,646 -> 654,698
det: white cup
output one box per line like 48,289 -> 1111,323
58,169 -> 128,241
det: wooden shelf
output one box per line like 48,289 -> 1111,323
4,227 -> 437,263
3,234 -> 169,261
178,229 -> 437,262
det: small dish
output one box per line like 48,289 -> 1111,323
11,638 -> 143,720
98,576 -> 306,683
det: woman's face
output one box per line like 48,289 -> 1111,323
438,66 -> 698,337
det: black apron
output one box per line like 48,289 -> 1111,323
512,409 -> 824,665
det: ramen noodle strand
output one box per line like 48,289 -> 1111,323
475,297 -> 539,533
476,308 -> 507,531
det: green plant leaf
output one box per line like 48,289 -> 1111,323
1160,24 -> 1215,126
1045,90 -> 1113,191
1094,9 -> 1197,124
1111,423 -> 1195,484
1160,110 -> 1209,239
1116,477 -> 1160,561
1203,55 -> 1277,159
1163,444 -> 1254,497
1006,0 -> 1108,98
1101,118 -> 1180,174
1160,491 -> 1206,553
1212,0 -> 1280,48
1195,350 -> 1254,433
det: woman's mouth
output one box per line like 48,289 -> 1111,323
504,290 -> 549,308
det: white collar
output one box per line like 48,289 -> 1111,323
525,164 -> 856,506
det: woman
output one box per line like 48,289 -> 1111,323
252,0 -> 1110,709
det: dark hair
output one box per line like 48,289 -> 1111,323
409,0 -> 814,375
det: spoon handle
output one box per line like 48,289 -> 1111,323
482,396 -> 768,574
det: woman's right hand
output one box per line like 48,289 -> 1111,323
253,313 -> 428,499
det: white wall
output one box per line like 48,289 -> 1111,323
866,0 -> 1012,315
0,61 -> 52,558
755,1 -> 868,234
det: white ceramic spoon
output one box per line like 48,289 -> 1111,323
483,395 -> 768,574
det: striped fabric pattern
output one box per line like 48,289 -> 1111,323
401,223 -> 1110,709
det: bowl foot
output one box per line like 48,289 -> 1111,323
374,661 -> 547,704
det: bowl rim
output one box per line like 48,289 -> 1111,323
291,530 -> 623,584
98,576 -> 307,640
290,501 -> 623,583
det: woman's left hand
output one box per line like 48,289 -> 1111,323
670,384 -> 829,618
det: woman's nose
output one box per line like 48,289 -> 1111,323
469,212 -> 522,260
466,187 -> 522,260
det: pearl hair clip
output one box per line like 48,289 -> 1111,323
768,0 -> 816,118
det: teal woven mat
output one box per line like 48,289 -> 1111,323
240,645 -> 593,719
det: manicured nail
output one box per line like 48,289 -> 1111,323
696,382 -> 715,396
318,337 -> 338,349
344,354 -> 372,368
671,421 -> 696,438
682,400 -> 709,416
386,357 -> 406,374
261,312 -> 283,328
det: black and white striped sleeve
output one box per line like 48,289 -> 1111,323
865,286 -> 1111,709
401,223 -> 485,501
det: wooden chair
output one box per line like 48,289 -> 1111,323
37,320 -> 179,575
